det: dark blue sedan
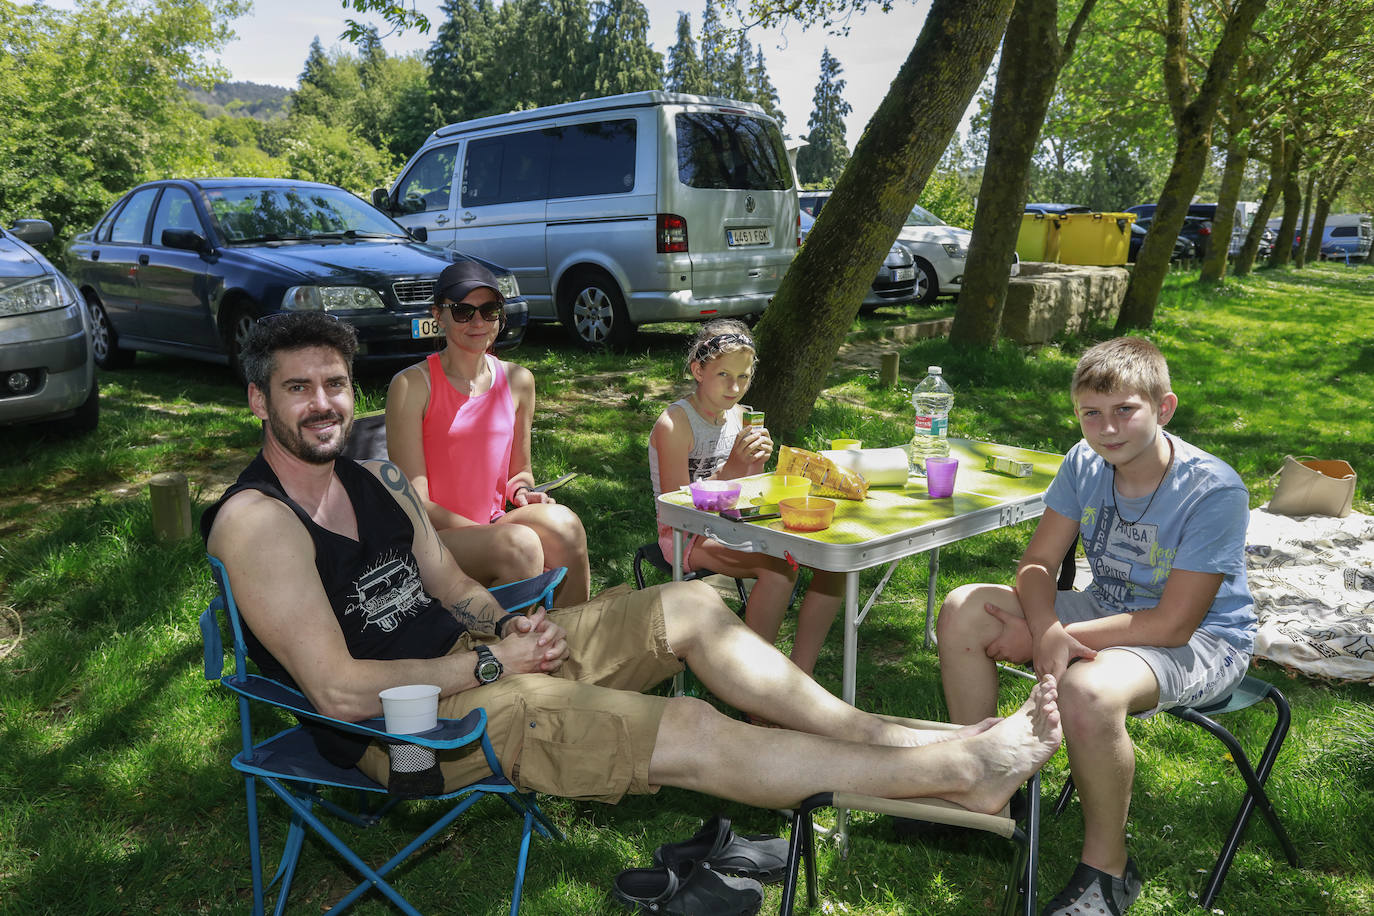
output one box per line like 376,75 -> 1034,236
66,178 -> 527,379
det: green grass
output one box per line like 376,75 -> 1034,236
1,267 -> 1371,914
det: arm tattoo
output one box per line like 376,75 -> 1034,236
377,461 -> 442,552
444,596 -> 498,635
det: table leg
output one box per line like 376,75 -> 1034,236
842,570 -> 860,706
923,546 -> 941,649
835,571 -> 862,853
672,529 -> 685,696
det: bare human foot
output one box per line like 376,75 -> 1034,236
941,675 -> 1062,814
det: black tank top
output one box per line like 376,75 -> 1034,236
201,452 -> 465,766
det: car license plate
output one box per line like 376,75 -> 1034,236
726,227 -> 770,247
411,317 -> 443,338
893,267 -> 915,281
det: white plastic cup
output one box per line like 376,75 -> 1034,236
379,684 -> 440,735
379,684 -> 441,775
926,457 -> 959,498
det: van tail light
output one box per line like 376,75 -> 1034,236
797,214 -> 802,247
1199,222 -> 1212,235
657,213 -> 688,253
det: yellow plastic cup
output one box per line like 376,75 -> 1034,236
762,475 -> 811,504
830,438 -> 862,451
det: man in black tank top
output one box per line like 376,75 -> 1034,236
205,312 -> 1063,817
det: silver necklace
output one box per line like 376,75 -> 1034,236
1112,436 -> 1174,526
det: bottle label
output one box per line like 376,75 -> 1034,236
915,415 -> 948,437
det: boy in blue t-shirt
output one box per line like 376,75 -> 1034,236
936,337 -> 1255,916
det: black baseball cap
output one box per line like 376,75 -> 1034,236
435,260 -> 504,304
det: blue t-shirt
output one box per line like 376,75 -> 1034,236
1045,433 -> 1256,652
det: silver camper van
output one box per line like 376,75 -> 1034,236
375,92 -> 798,348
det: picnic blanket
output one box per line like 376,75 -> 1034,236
1245,508 -> 1374,682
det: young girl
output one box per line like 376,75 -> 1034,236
385,260 -> 591,604
649,319 -> 843,676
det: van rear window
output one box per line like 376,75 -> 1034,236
675,113 -> 790,191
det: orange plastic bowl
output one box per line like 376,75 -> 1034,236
779,496 -> 836,532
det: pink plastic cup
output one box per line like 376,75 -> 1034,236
925,457 -> 959,498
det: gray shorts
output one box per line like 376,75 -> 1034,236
1055,590 -> 1250,718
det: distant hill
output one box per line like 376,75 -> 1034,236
185,81 -> 292,121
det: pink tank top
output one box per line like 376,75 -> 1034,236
421,352 -> 515,524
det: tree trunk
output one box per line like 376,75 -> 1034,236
1200,142 -> 1247,282
1233,133 -> 1287,276
750,0 -> 1015,441
1308,192 -> 1333,261
1296,171 -> 1316,266
1271,149 -> 1303,268
952,0 -> 1099,346
1116,0 -> 1269,331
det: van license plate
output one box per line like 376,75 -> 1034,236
726,228 -> 770,247
412,317 -> 443,338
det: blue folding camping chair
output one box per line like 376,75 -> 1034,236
201,556 -> 567,916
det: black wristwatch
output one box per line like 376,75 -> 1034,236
474,644 -> 503,685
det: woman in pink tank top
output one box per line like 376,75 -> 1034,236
384,262 -> 590,604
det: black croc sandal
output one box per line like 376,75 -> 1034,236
1042,858 -> 1143,916
612,861 -> 764,915
652,815 -> 789,884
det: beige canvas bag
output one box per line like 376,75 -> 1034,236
1266,456 -> 1356,518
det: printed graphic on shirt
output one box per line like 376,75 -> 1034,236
1083,503 -> 1174,611
346,550 -> 434,632
688,454 -> 725,483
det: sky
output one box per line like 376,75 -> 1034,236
208,0 -> 938,144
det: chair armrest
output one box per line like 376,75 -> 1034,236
222,672 -> 486,751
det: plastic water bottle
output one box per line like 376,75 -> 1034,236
910,366 -> 953,473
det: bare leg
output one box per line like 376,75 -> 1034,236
438,523 -> 543,587
789,569 -> 843,675
648,681 -> 1061,812
663,580 -> 991,748
500,503 -> 591,604
688,540 -> 798,645
937,583 -> 1027,723
1058,649 -> 1159,876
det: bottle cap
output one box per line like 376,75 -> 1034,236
928,366 -> 942,374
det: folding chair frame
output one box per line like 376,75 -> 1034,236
1053,674 -> 1299,910
632,540 -> 749,604
202,556 -> 568,916
781,774 -> 1042,916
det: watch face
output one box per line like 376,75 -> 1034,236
476,646 -> 502,683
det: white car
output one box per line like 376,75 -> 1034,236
799,191 -> 977,303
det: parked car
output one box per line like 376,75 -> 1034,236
1316,214 -> 1372,260
798,191 -> 972,304
1128,220 -> 1198,263
376,91 -> 797,349
66,178 -> 526,380
0,219 -> 99,433
1125,202 -> 1251,257
797,208 -> 916,311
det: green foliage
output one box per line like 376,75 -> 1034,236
590,0 -> 665,97
796,47 -> 852,185
665,12 -> 708,93
919,171 -> 977,228
0,0 -> 249,246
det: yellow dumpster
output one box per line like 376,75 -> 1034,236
1057,212 -> 1135,266
1017,213 -> 1062,262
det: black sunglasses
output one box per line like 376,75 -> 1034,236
441,302 -> 504,323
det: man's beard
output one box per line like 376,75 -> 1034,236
267,406 -> 353,464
